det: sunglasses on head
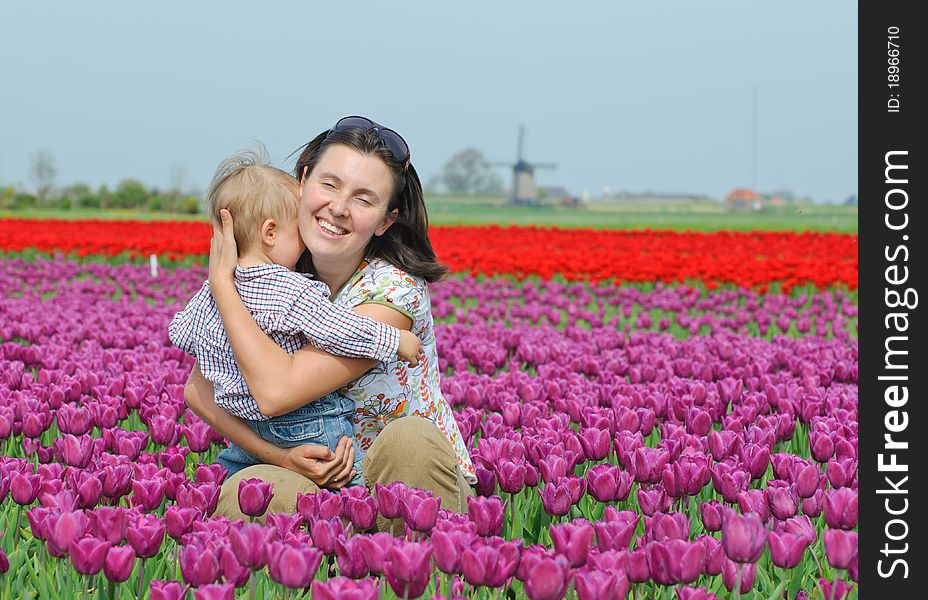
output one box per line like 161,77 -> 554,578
327,116 -> 411,170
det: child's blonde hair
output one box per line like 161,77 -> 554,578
205,148 -> 301,254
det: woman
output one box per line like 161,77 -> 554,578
184,116 -> 475,525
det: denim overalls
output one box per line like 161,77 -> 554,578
217,392 -> 365,487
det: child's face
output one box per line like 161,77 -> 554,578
267,215 -> 305,270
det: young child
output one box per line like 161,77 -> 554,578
169,150 -> 421,486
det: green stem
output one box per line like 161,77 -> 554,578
733,563 -> 743,600
13,504 -> 23,549
249,570 -> 257,600
137,557 -> 145,600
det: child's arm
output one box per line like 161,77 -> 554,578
278,277 -> 420,366
168,283 -> 210,355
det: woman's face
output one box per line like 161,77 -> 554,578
299,144 -> 397,266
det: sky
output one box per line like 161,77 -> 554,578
1,1 -> 857,203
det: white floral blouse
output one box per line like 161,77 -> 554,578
330,257 -> 476,484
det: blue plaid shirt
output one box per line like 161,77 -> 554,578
169,263 -> 401,421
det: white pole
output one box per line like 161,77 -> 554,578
150,254 -> 159,277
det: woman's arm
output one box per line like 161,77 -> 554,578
184,363 -> 357,485
208,209 -> 414,418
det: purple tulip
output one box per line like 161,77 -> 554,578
707,430 -> 742,461
432,528 -> 474,575
176,482 -> 220,517
585,464 -> 624,502
474,464 -> 499,497
538,479 -> 573,517
826,457 -> 857,489
721,508 -> 767,564
700,500 -> 723,532
494,457 -> 527,495
819,578 -> 854,600
149,580 -> 190,600
149,414 -> 179,446
550,519 -> 594,567
801,486 -> 825,518
183,420 -> 214,453
179,542 -> 220,587
312,577 -> 380,600
268,540 -> 323,589
767,480 -> 799,520
219,545 -> 249,588
768,531 -> 807,568
631,447 -> 670,484
736,489 -> 770,522
810,432 -> 835,463
101,464 -> 133,499
383,540 -> 433,598
700,535 -> 724,576
237,478 -> 274,518
56,434 -> 95,468
722,557 -> 756,594
794,463 -> 822,498
227,522 -> 276,570
265,513 -> 303,539
69,535 -> 111,575
334,536 -> 369,579
676,586 -> 718,600
523,555 -> 570,600
578,427 -> 611,461
74,473 -> 103,509
195,463 -> 228,486
467,495 -> 506,537
164,506 -> 200,542
823,529 -> 857,570
295,493 -> 320,521
461,537 -> 521,588
646,512 -> 689,542
11,472 -> 42,505
775,515 -> 818,547
636,486 -> 671,517
103,545 -> 135,583
193,583 -> 235,600
309,517 -> 344,555
573,567 -> 629,600
593,511 -> 638,552
48,510 -> 91,558
57,404 -> 93,436
88,506 -> 128,545
126,513 -> 166,559
646,541 -> 677,586
131,478 -> 168,512
823,488 -> 858,530
668,539 -> 707,584
345,494 -> 378,532
356,532 -> 396,575
375,482 -> 407,520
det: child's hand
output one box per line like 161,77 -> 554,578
396,330 -> 422,367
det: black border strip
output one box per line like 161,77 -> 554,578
859,3 -> 924,593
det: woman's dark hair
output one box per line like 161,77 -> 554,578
292,127 -> 449,283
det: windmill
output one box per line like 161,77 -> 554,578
491,125 -> 556,205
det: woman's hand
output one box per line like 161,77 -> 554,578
209,208 -> 239,290
278,437 -> 357,489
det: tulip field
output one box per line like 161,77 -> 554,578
0,218 -> 858,599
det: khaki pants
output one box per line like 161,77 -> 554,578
215,416 -> 473,530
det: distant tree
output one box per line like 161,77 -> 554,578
62,183 -> 94,210
29,150 -> 57,205
113,179 -> 148,209
434,148 -> 503,194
